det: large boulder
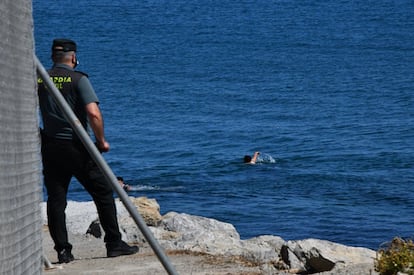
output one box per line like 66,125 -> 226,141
159,211 -> 242,254
281,238 -> 376,273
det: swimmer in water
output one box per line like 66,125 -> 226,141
117,176 -> 131,192
243,151 -> 260,164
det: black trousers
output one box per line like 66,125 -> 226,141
41,135 -> 121,252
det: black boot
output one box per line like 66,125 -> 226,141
106,240 -> 139,257
57,248 -> 74,263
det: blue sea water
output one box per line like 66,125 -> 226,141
33,0 -> 414,249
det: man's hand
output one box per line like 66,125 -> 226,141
96,140 -> 110,153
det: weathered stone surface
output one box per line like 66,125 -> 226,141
40,198 -> 378,274
241,235 -> 284,263
282,238 -> 376,273
41,201 -> 102,235
159,211 -> 243,254
280,243 -> 307,273
130,197 -> 162,226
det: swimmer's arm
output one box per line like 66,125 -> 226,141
250,152 -> 260,164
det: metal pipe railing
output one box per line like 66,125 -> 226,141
35,55 -> 178,275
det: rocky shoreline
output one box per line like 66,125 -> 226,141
41,197 -> 379,274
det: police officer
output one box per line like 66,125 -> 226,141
38,39 -> 138,263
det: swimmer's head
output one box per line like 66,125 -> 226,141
243,155 -> 252,163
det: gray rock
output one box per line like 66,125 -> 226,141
282,238 -> 376,273
280,243 -> 307,273
241,235 -> 285,263
40,198 -> 379,274
160,211 -> 243,254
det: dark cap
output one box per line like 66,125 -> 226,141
52,38 -> 77,52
